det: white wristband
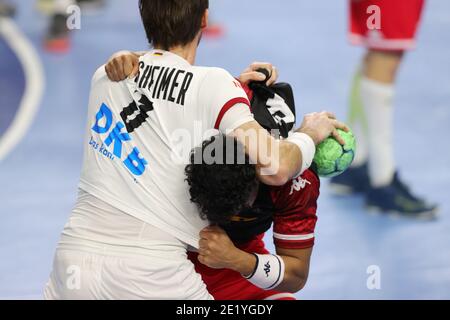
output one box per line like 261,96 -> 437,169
287,132 -> 316,178
244,254 -> 285,290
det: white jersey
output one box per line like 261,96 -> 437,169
79,50 -> 254,248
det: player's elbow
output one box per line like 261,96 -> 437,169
284,273 -> 308,293
265,173 -> 290,186
258,164 -> 291,186
281,264 -> 310,293
274,165 -> 291,186
293,275 -> 308,293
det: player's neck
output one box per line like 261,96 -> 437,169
156,41 -> 198,65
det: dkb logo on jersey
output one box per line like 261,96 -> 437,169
91,102 -> 148,176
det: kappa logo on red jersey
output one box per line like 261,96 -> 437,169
289,176 -> 311,195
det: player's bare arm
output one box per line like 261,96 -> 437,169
198,226 -> 312,293
274,247 -> 312,292
232,61 -> 349,186
104,53 -> 349,186
233,113 -> 348,186
106,53 -> 278,85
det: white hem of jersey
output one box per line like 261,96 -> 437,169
273,232 -> 314,241
0,18 -> 45,161
78,181 -> 198,249
264,293 -> 296,300
349,33 -> 416,50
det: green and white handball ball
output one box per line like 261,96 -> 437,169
313,129 -> 356,178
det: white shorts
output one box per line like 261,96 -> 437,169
44,240 -> 212,300
44,190 -> 213,300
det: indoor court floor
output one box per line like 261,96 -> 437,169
0,0 -> 449,299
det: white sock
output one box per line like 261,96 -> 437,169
348,70 -> 369,167
360,76 -> 395,188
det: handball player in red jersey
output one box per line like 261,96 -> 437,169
185,133 -> 320,300
105,55 -> 322,300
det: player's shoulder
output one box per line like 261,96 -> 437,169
271,169 -> 320,199
194,66 -> 236,85
90,65 -> 108,86
200,66 -> 233,77
90,65 -> 131,90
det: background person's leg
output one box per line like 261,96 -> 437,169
334,48 -> 436,218
332,0 -> 437,218
361,49 -> 401,188
330,50 -> 401,193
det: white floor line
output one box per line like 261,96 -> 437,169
0,17 -> 45,161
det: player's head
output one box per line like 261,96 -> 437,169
185,134 -> 259,225
139,0 -> 209,50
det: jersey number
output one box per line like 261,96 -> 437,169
120,94 -> 154,133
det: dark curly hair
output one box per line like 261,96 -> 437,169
185,134 -> 258,225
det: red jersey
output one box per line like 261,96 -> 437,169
188,169 -> 320,300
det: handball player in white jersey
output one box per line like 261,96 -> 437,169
44,0 -> 347,300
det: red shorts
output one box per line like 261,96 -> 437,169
188,234 -> 296,300
349,0 -> 425,51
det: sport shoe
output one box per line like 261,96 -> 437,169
366,173 -> 438,220
329,163 -> 370,195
